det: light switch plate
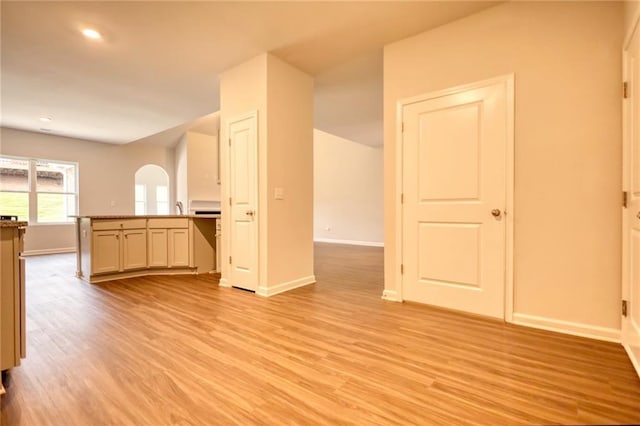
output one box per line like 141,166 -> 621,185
274,187 -> 284,200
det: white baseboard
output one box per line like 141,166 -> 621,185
623,343 -> 640,380
622,318 -> 640,379
314,238 -> 383,247
512,312 -> 620,343
256,275 -> 316,297
219,278 -> 231,288
22,247 -> 76,256
381,289 -> 401,302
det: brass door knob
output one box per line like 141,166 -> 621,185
637,211 -> 640,220
491,209 -> 502,218
246,210 -> 255,217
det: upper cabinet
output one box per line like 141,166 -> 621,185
175,129 -> 221,210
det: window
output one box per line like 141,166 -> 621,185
134,165 -> 169,215
156,185 -> 169,214
0,156 -> 78,223
135,184 -> 146,215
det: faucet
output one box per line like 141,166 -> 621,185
175,201 -> 184,215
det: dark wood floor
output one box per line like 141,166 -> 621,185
1,243 -> 639,425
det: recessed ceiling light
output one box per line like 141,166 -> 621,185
39,117 -> 52,122
81,28 -> 102,40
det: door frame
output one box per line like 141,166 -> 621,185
622,12 -> 640,377
394,74 -> 515,321
222,110 -> 260,290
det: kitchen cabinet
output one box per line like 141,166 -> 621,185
1,221 -> 27,373
168,229 -> 189,267
75,215 -> 217,283
91,220 -> 147,274
148,229 -> 168,267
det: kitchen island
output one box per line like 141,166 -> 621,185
1,219 -> 27,386
74,215 -> 219,283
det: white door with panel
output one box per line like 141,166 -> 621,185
623,23 -> 640,376
401,77 -> 512,319
228,112 -> 259,291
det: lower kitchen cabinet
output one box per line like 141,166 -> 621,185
92,230 -> 120,274
91,221 -> 148,275
122,229 -> 147,270
148,229 -> 168,267
75,215 -> 213,283
1,222 -> 27,373
168,228 -> 190,267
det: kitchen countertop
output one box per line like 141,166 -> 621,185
72,215 -> 220,219
0,220 -> 28,228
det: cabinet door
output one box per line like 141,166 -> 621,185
122,229 -> 147,271
92,230 -> 120,274
168,229 -> 189,267
148,229 -> 168,267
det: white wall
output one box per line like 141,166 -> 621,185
314,129 -> 383,246
384,2 -> 623,335
0,127 -> 175,253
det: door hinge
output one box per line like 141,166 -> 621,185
229,256 -> 232,264
401,193 -> 404,204
229,197 -> 232,206
623,81 -> 630,99
622,299 -> 628,317
623,191 -> 628,208
401,122 -> 404,133
228,138 -> 232,146
400,264 -> 404,274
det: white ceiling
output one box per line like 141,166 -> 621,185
0,1 -> 499,146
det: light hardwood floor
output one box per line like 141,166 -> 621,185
1,243 -> 640,425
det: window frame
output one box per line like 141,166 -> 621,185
0,155 -> 79,225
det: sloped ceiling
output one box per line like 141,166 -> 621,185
0,1 -> 499,145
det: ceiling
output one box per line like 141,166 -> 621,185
0,1 -> 499,146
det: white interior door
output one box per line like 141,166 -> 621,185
228,112 -> 258,291
401,76 -> 513,319
623,23 -> 640,377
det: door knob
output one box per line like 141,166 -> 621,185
246,210 -> 255,217
491,209 -> 502,218
637,211 -> 640,220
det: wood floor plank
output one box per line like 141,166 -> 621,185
1,243 -> 639,425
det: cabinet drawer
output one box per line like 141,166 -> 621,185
92,219 -> 147,230
148,218 -> 189,229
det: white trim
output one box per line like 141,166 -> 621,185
623,343 -> 640,380
381,289 -> 401,302
394,74 -> 515,319
512,312 -> 621,343
22,247 -> 76,256
624,3 -> 640,50
219,278 -> 231,288
314,238 -> 383,247
256,275 -> 315,297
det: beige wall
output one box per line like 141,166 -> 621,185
384,2 -> 623,329
0,127 -> 175,253
625,1 -> 639,40
175,134 -> 188,210
265,54 -> 314,288
219,54 -> 268,287
314,129 -> 383,245
220,53 -> 314,293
